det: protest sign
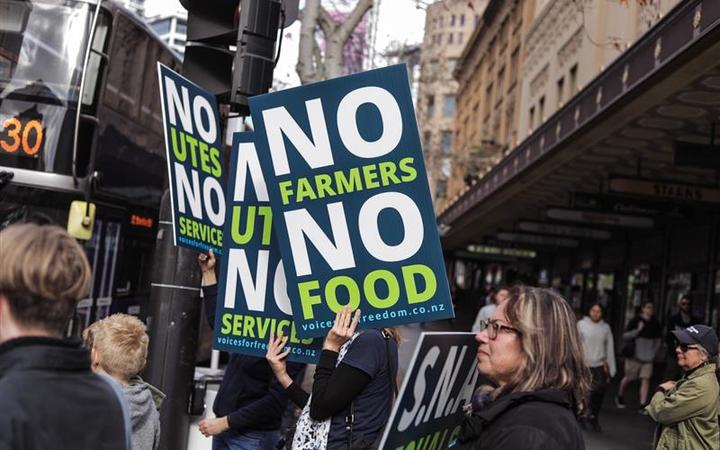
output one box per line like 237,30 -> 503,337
249,65 -> 454,338
379,332 -> 480,450
213,132 -> 322,363
157,63 -> 225,254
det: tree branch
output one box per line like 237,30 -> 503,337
297,0 -> 322,84
336,0 -> 373,44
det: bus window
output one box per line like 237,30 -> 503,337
82,10 -> 112,112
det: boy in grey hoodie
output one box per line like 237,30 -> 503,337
84,314 -> 165,450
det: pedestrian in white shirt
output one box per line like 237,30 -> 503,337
471,287 -> 510,333
577,303 -> 616,432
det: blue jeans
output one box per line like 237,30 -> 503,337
212,429 -> 280,450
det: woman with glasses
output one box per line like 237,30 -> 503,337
645,324 -> 719,450
455,286 -> 590,450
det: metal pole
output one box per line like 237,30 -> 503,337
145,190 -> 202,450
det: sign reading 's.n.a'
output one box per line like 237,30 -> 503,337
378,333 -> 480,450
157,63 -> 225,254
248,65 -> 454,338
214,132 -> 322,363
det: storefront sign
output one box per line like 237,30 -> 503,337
497,231 -> 579,248
517,221 -> 611,240
249,65 -> 454,338
466,244 -> 536,258
214,133 -> 321,362
573,192 -> 685,217
157,63 -> 225,254
609,177 -> 720,204
547,207 -> 654,228
378,332 -> 480,450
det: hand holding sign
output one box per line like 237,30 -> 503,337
324,307 -> 361,352
266,332 -> 293,388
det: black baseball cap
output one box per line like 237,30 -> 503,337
672,325 -> 719,356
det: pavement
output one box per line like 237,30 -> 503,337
396,315 -> 657,450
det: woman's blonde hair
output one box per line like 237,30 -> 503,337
0,223 -> 91,334
500,286 -> 591,410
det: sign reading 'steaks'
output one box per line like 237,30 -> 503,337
248,64 -> 454,338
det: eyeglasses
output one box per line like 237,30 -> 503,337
479,319 -> 520,340
677,343 -> 700,353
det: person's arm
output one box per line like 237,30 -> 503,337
622,318 -> 641,340
198,251 -> 218,329
308,349 -> 372,420
646,379 -> 712,425
225,362 -> 305,430
604,325 -> 617,378
201,284 -> 218,330
285,381 -> 310,409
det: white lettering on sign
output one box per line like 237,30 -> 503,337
225,250 -> 292,314
284,202 -> 356,276
234,141 -> 270,202
174,162 -> 226,226
358,192 -> 424,262
397,344 -> 478,432
263,99 -> 334,176
163,75 -> 218,143
337,86 -> 402,158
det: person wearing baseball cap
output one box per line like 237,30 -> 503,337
645,324 -> 719,450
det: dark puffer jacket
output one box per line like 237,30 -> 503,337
454,389 -> 585,450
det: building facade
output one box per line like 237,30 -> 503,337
518,0 -> 681,140
417,0 -> 488,213
446,0 -> 536,210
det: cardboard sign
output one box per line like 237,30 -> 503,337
158,63 -> 225,254
248,65 -> 454,338
379,332 -> 480,450
214,132 -> 322,363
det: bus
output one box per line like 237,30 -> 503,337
0,0 -> 182,333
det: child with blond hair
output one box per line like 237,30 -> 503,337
84,314 -> 164,450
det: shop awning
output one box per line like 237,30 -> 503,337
438,0 -> 720,251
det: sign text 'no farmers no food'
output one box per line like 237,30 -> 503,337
249,65 -> 454,338
378,332 -> 480,450
214,132 -> 322,363
158,63 -> 225,254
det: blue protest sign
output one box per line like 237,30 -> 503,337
214,132 -> 322,362
157,63 -> 225,254
249,65 -> 454,338
378,333 -> 480,450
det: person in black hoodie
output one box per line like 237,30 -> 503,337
455,286 -> 590,450
0,223 -> 129,450
197,250 -> 303,450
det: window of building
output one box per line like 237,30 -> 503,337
446,58 -> 457,79
529,106 -> 535,132
569,64 -> 578,94
509,47 -> 519,86
539,96 -> 546,123
460,14 -> 465,26
436,179 -> 447,200
151,18 -> 171,35
458,32 -> 464,44
443,95 -> 456,117
557,76 -> 565,108
176,22 -> 187,35
427,95 -> 435,118
451,14 -> 456,26
484,83 -> 493,117
423,131 -> 432,151
497,66 -> 505,99
441,158 -> 452,178
448,33 -> 454,44
429,59 -> 438,80
441,130 -> 452,154
505,104 -> 515,146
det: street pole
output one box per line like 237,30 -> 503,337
145,190 -> 202,450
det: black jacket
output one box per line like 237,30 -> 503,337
202,284 -> 303,431
0,337 -> 128,450
455,389 -> 585,450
